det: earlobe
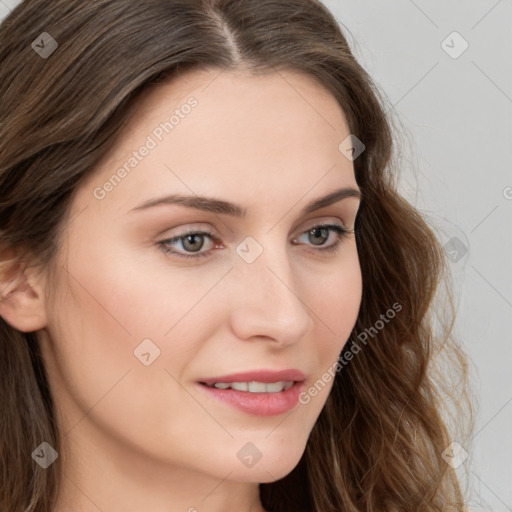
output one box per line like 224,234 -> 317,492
0,251 -> 48,333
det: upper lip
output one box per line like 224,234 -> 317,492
198,369 -> 306,385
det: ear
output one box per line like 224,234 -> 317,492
0,246 -> 48,332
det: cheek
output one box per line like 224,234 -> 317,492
44,267 -> 139,420
292,263 -> 361,418
59,223 -> 211,339
47,230 -> 225,391
306,252 -> 362,356
44,256 -> 210,459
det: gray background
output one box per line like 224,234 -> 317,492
320,2 -> 512,510
1,0 -> 511,509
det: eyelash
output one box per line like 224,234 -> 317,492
157,223 -> 352,260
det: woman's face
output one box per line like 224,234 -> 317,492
39,68 -> 362,488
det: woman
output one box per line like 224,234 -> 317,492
0,1 -> 473,511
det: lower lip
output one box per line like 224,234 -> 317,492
197,381 -> 305,416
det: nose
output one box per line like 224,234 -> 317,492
229,240 -> 314,347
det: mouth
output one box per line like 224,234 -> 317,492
195,369 -> 306,416
198,380 -> 296,393
197,368 -> 306,388
196,375 -> 306,416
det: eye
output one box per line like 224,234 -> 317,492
292,223 -> 351,254
158,230 -> 216,260
157,223 -> 352,260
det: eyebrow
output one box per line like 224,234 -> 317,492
129,186 -> 361,217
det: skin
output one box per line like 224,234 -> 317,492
0,68 -> 362,512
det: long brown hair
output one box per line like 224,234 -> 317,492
0,1 -> 473,510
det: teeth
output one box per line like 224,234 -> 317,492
248,381 -> 266,392
230,382 -> 248,391
212,382 -> 231,389
211,381 -> 294,393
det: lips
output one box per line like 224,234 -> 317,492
196,369 -> 307,416
197,369 -> 306,386
197,378 -> 305,416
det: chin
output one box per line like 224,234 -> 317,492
224,446 -> 306,483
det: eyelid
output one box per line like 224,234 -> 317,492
158,216 -> 352,242
157,218 -> 353,260
301,217 -> 351,232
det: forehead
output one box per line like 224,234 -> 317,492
130,66 -> 346,126
117,66 -> 350,157
76,68 -> 356,219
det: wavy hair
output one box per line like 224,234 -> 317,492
0,0 -> 473,510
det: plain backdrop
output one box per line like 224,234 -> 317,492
319,2 -> 512,510
1,0 -> 511,510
